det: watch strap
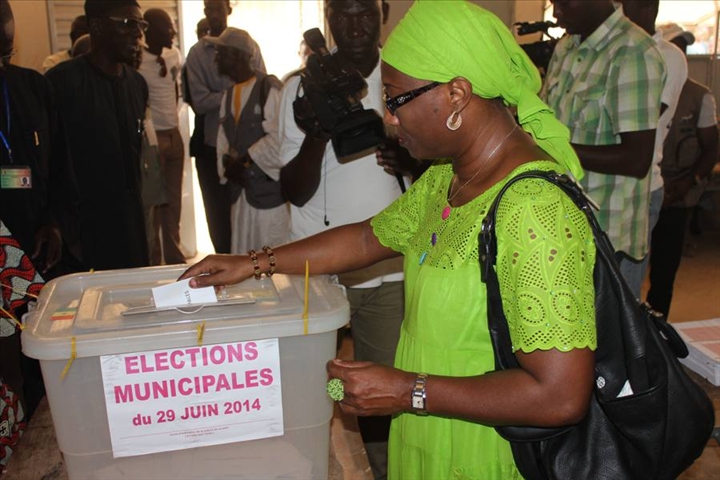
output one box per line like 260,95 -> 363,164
411,373 -> 428,415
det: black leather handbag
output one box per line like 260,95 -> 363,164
478,171 -> 714,480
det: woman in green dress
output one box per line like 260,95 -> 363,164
181,1 -> 597,478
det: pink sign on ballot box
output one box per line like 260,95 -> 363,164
101,339 -> 284,458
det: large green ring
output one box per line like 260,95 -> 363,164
326,378 -> 344,402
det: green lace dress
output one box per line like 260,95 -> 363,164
371,161 -> 597,480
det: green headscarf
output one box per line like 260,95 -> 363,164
382,0 -> 584,180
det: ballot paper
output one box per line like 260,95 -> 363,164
151,278 -> 218,309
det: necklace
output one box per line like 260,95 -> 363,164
446,123 -> 519,207
422,124 -> 519,265
440,124 -> 519,224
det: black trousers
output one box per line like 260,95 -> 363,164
194,145 -> 231,254
646,206 -> 689,318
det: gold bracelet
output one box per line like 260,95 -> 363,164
248,250 -> 261,280
262,246 -> 276,277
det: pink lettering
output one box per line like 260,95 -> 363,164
178,377 -> 193,395
114,384 -> 133,403
185,347 -> 200,367
139,355 -> 155,373
216,373 -> 231,391
202,374 -> 216,392
125,356 -> 140,374
134,382 -> 151,401
226,343 -> 244,362
244,342 -> 258,360
260,368 -> 273,386
209,346 -> 225,364
231,372 -> 245,389
245,369 -> 259,388
170,350 -> 184,369
154,352 -> 169,371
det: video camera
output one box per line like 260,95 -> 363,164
514,21 -> 560,74
292,28 -> 386,158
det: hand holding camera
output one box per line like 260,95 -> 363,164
292,28 -> 386,158
376,138 -> 418,178
223,148 -> 251,184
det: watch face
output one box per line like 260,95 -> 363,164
412,396 -> 424,410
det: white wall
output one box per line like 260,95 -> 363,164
9,0 -> 52,72
10,0 -> 547,72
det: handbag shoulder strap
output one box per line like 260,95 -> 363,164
479,169 -> 655,388
478,170 -> 617,368
480,170 -> 611,282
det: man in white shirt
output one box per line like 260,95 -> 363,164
647,24 -> 719,317
278,1 -> 402,477
43,15 -> 88,73
138,8 -> 185,264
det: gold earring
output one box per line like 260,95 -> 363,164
446,111 -> 462,131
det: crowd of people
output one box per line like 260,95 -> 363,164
0,0 -> 717,478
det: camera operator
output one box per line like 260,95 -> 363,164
277,1 -> 406,477
514,21 -> 559,75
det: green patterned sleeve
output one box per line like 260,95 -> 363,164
495,178 -> 597,353
371,165 -> 437,255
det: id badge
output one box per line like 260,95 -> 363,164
0,166 -> 32,189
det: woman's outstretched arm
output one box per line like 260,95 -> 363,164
179,218 -> 399,288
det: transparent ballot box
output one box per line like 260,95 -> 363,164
22,265 -> 349,480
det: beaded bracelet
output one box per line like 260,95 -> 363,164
248,249 -> 261,280
262,246 -> 276,277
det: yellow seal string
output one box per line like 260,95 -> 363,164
60,336 -> 77,380
0,306 -> 24,330
302,260 -> 309,335
0,283 -> 40,300
197,320 -> 206,346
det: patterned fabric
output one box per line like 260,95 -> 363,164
371,161 -> 596,479
0,380 -> 26,473
542,6 -> 665,259
0,221 -> 44,337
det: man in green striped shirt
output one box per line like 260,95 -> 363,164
542,0 -> 665,297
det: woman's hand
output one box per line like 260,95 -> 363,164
327,359 -> 415,417
178,254 -> 252,288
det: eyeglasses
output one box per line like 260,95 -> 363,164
156,55 -> 167,77
107,16 -> 150,32
384,82 -> 440,116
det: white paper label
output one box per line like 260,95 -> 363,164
100,339 -> 283,458
152,278 -> 218,309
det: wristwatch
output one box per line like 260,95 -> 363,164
411,373 -> 429,415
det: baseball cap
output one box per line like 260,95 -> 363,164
205,27 -> 255,56
658,23 -> 696,46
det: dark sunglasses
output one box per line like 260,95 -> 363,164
156,55 -> 167,77
107,16 -> 150,32
384,82 -> 440,116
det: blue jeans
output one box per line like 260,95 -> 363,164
620,187 -> 663,298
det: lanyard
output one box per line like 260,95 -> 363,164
0,79 -> 11,163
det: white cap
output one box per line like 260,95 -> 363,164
205,27 -> 256,56
658,23 -> 696,46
